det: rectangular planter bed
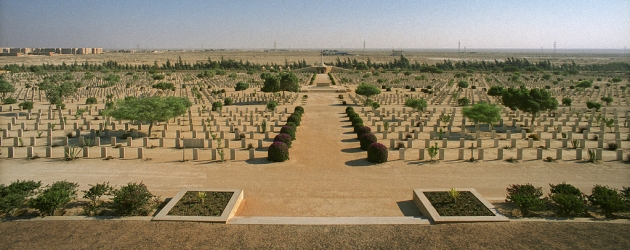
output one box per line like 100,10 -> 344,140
413,188 -> 509,224
153,188 -> 243,223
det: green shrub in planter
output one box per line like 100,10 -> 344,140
548,182 -> 587,217
588,185 -> 626,218
29,180 -> 79,216
505,183 -> 545,217
268,141 -> 289,162
287,114 -> 301,126
367,142 -> 388,163
353,122 -> 364,133
0,180 -> 41,217
356,126 -> 372,139
273,133 -> 292,148
112,182 -> 154,216
280,126 -> 295,140
360,133 -> 378,150
351,116 -> 363,126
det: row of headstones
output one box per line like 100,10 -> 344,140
394,147 -> 626,162
0,133 -> 275,150
380,136 -> 624,151
2,145 -> 265,161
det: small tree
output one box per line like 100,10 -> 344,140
355,83 -> 381,104
501,86 -> 558,123
586,101 -> 602,111
0,78 -> 16,100
18,101 -> 34,110
212,101 -> 223,111
279,72 -> 300,96
404,98 -> 428,113
261,75 -> 280,94
487,86 -> 504,97
457,80 -> 469,90
462,102 -> 502,130
234,81 -> 249,92
266,100 -> 278,112
103,96 -> 191,136
85,97 -> 98,104
457,97 -> 470,106
561,97 -> 572,106
600,96 -> 613,106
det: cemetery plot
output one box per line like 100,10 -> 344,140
413,188 -> 509,223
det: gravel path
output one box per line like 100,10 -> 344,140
1,220 -> 629,249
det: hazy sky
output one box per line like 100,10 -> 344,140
1,0 -> 628,50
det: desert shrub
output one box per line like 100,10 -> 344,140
588,185 -> 625,218
351,116 -> 363,126
367,142 -> 388,163
294,106 -> 304,113
82,182 -> 114,216
3,97 -> 17,104
606,142 -> 618,150
505,184 -> 545,217
273,133 -> 292,148
285,122 -> 297,132
356,126 -> 372,139
586,101 -> 602,111
29,180 -> 79,216
0,180 -> 41,217
457,97 -> 470,106
18,101 -> 34,110
287,114 -> 301,126
359,133 -> 378,150
279,126 -> 295,140
111,182 -> 154,216
224,97 -> 234,106
528,133 -> 540,141
85,97 -> 98,104
268,141 -> 289,162
353,122 -> 364,133
211,101 -> 223,111
548,183 -> 587,217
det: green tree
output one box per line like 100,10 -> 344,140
600,96 -> 613,106
261,75 -> 280,93
0,78 -> 16,100
586,101 -> 602,111
562,97 -> 572,106
404,98 -> 428,113
501,86 -> 558,123
457,80 -> 469,89
152,82 -> 175,91
45,82 -> 78,109
234,81 -> 250,92
103,96 -> 192,136
279,72 -> 300,95
487,86 -> 504,97
85,97 -> 98,105
355,83 -> 381,104
462,102 -> 502,130
18,101 -> 34,110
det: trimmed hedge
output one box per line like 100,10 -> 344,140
356,126 -> 371,139
285,122 -> 297,132
353,123 -> 364,133
345,106 -> 354,113
294,106 -> 305,113
273,133 -> 292,148
268,141 -> 289,162
360,133 -> 378,150
367,142 -> 388,163
280,126 -> 296,141
287,114 -> 301,126
351,116 -> 363,126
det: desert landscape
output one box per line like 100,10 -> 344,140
1,49 -> 629,248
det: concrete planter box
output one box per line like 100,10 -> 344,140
153,188 -> 243,223
413,188 -> 509,224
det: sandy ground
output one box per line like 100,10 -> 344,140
1,220 -> 629,249
1,93 -> 629,218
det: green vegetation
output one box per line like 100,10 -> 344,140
103,96 -> 192,136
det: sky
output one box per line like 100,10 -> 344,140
0,0 -> 628,50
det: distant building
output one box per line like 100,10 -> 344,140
0,47 -> 103,56
391,50 -> 404,56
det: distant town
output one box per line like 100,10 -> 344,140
1,47 -> 103,56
